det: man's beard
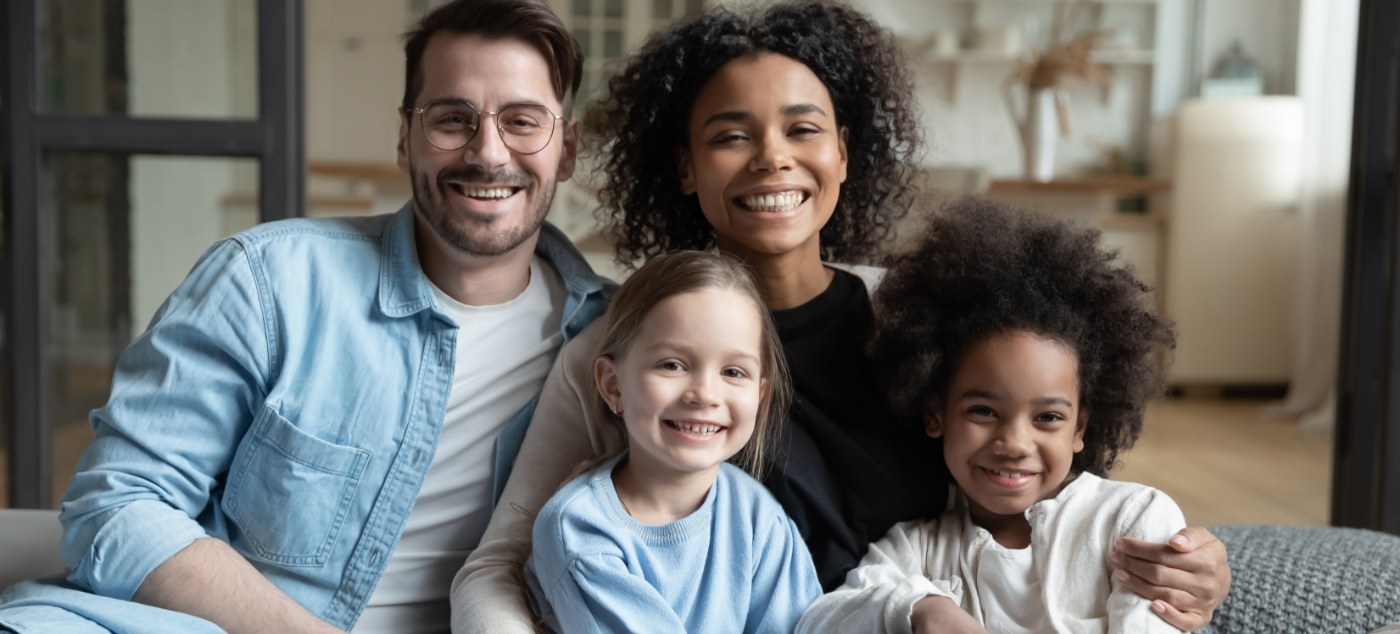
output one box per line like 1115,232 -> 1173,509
411,162 -> 555,257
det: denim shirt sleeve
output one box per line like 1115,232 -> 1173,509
59,237 -> 273,601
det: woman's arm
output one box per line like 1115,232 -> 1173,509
450,323 -> 624,634
1111,527 -> 1231,631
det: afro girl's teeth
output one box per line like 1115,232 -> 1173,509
464,187 -> 514,199
740,191 -> 804,211
984,467 -> 1034,482
667,420 -> 723,436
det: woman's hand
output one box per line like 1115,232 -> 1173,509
910,595 -> 988,634
1111,526 -> 1231,631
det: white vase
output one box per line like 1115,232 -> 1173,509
1023,88 -> 1057,182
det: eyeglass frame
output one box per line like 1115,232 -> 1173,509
409,98 -> 566,156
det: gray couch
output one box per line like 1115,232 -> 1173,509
1203,525 -> 1400,634
1,511 -> 1397,632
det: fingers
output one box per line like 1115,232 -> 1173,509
1148,598 -> 1210,632
1110,550 -> 1207,603
1168,526 -> 1220,553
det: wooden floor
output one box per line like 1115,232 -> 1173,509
3,398 -> 1334,526
1116,397 -> 1333,527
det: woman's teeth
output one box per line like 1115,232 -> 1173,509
741,191 -> 803,212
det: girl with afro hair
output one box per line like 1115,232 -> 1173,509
800,198 -> 1188,633
454,2 -> 1228,631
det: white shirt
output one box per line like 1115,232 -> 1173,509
355,258 -> 566,633
797,473 -> 1187,634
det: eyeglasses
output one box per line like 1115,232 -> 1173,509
411,99 -> 564,155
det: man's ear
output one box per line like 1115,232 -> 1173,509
923,400 -> 945,439
676,148 -> 697,195
595,355 -> 622,416
1073,410 -> 1088,453
557,118 -> 579,182
396,107 -> 412,174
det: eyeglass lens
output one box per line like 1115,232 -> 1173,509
420,102 -> 556,154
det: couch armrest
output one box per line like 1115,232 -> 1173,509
0,509 -> 64,591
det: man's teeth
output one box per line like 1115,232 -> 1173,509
462,187 -> 513,199
670,420 -> 722,435
741,191 -> 803,211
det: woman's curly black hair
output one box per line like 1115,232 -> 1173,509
870,198 -> 1177,476
589,0 -> 923,267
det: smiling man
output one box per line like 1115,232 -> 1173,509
0,2 -> 611,633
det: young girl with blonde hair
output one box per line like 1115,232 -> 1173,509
526,250 -> 820,633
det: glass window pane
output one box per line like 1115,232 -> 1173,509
43,152 -> 259,506
576,28 -> 593,58
42,0 -> 258,119
604,0 -> 623,19
653,0 -> 672,20
604,30 -> 623,59
572,0 -> 592,17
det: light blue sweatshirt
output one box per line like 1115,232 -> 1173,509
527,454 -> 821,633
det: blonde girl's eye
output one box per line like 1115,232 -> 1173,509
722,366 -> 750,380
657,360 -> 685,372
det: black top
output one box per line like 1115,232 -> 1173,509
762,269 -> 950,591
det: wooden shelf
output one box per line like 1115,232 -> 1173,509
923,48 -> 1154,65
989,176 -> 1170,198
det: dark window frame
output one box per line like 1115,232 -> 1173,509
1,0 -> 304,508
1335,0 -> 1400,533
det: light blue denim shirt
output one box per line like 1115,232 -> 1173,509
0,203 -> 613,633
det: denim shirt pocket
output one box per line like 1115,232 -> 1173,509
223,405 -> 370,567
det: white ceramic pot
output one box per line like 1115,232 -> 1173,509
1024,88 -> 1057,182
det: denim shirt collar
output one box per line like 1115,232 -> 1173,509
377,202 -> 614,320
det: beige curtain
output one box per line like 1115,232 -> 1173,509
1264,0 -> 1358,432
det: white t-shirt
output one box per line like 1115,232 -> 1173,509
976,539 -> 1051,633
354,258 -> 566,633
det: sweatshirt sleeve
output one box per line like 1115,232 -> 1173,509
451,322 -> 625,634
59,238 -> 272,601
1106,488 -> 1189,634
797,519 -> 961,634
748,515 -> 823,634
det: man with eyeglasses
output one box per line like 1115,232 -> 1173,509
0,1 -> 610,633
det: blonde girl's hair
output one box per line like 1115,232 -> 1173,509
595,249 -> 791,479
